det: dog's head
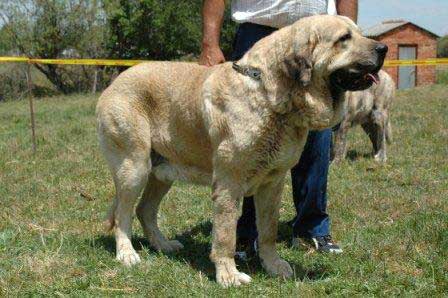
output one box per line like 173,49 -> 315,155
292,15 -> 387,128
306,15 -> 387,91
241,15 -> 388,129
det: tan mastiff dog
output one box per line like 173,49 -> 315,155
332,70 -> 395,163
96,15 -> 387,287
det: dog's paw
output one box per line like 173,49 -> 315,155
374,153 -> 387,163
116,249 -> 141,267
263,258 -> 293,279
157,240 -> 184,253
217,270 -> 252,288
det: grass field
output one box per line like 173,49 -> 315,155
0,85 -> 447,296
436,65 -> 448,85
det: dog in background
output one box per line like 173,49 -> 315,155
332,70 -> 395,163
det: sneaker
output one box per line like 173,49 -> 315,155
293,235 -> 343,254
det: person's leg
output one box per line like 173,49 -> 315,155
232,23 -> 276,245
291,129 -> 331,239
290,128 -> 342,253
236,196 -> 258,243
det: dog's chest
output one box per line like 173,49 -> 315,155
246,117 -> 307,184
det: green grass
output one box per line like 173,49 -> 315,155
1,85 -> 447,296
437,71 -> 448,84
436,66 -> 448,85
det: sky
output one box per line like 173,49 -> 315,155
359,0 -> 448,36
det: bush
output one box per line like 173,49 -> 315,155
438,35 -> 448,58
0,65 -> 28,101
0,64 -> 59,101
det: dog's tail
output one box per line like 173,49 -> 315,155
385,119 -> 393,144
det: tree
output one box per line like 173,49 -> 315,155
0,25 -> 14,55
0,0 -> 108,93
104,0 -> 237,61
438,35 -> 448,58
1,0 -> 238,95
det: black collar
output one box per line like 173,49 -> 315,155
232,62 -> 261,80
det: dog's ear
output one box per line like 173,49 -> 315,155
281,25 -> 317,87
281,55 -> 312,87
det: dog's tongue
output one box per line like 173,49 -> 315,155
366,73 -> 380,84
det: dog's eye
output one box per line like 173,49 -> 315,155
338,33 -> 352,43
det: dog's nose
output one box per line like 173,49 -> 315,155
375,43 -> 388,55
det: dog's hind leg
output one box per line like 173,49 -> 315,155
362,110 -> 387,162
136,175 -> 184,253
385,115 -> 393,145
98,109 -> 152,266
110,152 -> 150,266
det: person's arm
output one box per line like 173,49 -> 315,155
336,0 -> 358,23
199,0 -> 226,66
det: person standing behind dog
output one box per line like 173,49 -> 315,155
199,0 -> 358,254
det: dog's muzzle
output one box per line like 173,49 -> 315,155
330,43 -> 388,91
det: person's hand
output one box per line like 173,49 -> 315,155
199,44 -> 225,66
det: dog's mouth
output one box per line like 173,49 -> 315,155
330,62 -> 383,91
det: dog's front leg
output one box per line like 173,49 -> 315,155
210,178 -> 251,287
255,177 -> 293,279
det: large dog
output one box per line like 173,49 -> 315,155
332,70 -> 395,163
96,15 -> 387,287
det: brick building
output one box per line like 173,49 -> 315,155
364,20 -> 439,89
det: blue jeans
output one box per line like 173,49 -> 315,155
233,23 -> 332,240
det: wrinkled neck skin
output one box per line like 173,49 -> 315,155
238,26 -> 296,113
237,26 -> 344,131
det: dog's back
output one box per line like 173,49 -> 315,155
96,62 -> 218,173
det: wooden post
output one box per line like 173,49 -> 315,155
26,63 -> 37,154
92,67 -> 98,94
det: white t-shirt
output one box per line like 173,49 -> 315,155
231,0 -> 337,28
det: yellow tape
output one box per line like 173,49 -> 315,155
0,57 -> 30,63
384,58 -> 448,67
0,57 -> 147,66
29,58 -> 147,66
1,56 -> 448,67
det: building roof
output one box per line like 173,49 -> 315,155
363,20 -> 440,38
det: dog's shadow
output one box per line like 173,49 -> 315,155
346,149 -> 372,161
93,220 -> 330,282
